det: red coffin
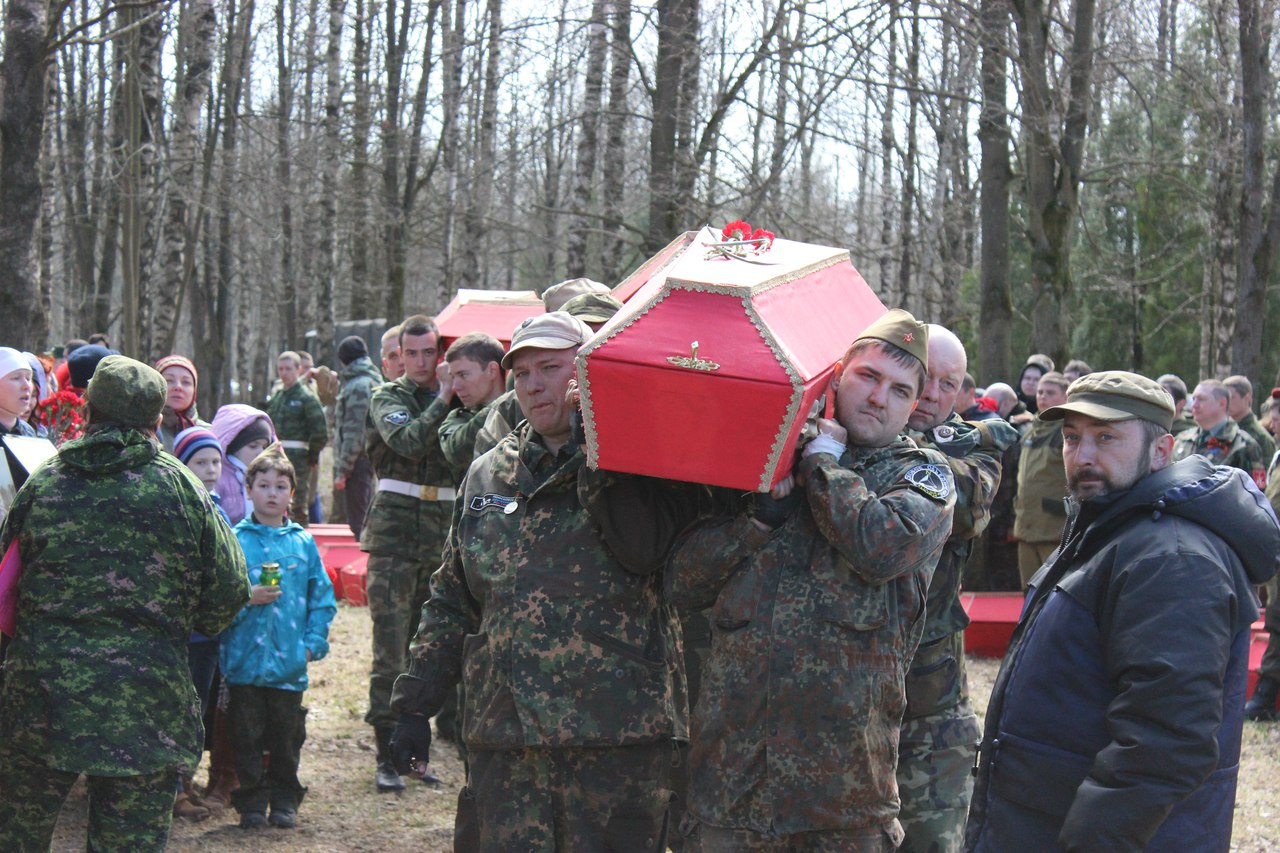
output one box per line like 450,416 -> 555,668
578,227 -> 886,491
435,289 -> 544,349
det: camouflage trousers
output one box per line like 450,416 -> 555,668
227,685 -> 308,814
682,820 -> 903,852
0,745 -> 176,852
895,698 -> 979,853
455,742 -> 676,852
285,451 -> 312,527
1260,575 -> 1280,679
364,552 -> 435,728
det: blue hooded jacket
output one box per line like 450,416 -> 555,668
220,515 -> 336,691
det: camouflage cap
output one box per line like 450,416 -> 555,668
501,311 -> 594,369
541,277 -> 611,312
1039,370 -> 1175,431
854,308 -> 929,371
86,354 -> 167,428
561,291 -> 624,324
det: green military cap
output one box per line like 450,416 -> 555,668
561,291 -> 624,324
85,354 -> 167,428
541,277 -> 611,312
1039,370 -> 1175,431
854,308 -> 929,372
502,311 -> 594,369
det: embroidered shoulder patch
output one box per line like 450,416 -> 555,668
904,463 -> 951,501
932,424 -> 957,443
469,493 -> 519,515
384,410 -> 411,425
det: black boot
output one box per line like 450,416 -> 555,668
1245,676 -> 1279,721
374,726 -> 406,792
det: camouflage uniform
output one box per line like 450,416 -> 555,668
265,380 -> 328,524
390,422 -> 701,850
1011,417 -> 1067,585
361,374 -> 454,730
899,416 -> 1017,853
1237,410 -> 1276,462
440,401 -> 494,485
334,355 -> 383,538
1172,418 -> 1266,488
668,438 -> 955,847
0,426 -> 249,851
472,389 -> 524,458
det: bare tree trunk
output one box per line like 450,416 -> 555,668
978,0 -> 1012,383
156,0 -> 218,359
1232,0 -> 1275,379
1011,0 -> 1098,366
276,0 -> 298,345
462,0 -> 501,288
566,0 -> 608,278
316,0 -> 343,349
0,0 -> 58,352
647,0 -> 699,252
349,0 -> 373,315
1204,0 -> 1239,378
600,0 -> 632,280
896,0 -> 920,313
877,0 -> 899,304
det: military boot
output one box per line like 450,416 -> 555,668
375,726 -> 407,792
1245,676 -> 1279,721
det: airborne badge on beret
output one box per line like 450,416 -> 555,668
904,463 -> 951,501
384,410 -> 411,425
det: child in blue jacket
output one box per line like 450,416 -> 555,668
220,447 -> 336,830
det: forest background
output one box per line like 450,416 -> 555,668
1,0 -> 1279,410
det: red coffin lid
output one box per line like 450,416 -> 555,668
612,231 -> 698,303
578,228 -> 886,491
435,289 -> 544,348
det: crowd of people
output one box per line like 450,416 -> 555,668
0,273 -> 1278,851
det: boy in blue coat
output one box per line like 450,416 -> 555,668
221,447 -> 336,830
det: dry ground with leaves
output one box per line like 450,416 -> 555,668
47,603 -> 1280,852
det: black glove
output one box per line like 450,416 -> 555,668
391,712 -> 432,777
751,488 -> 802,530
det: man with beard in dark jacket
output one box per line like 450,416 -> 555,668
965,371 -> 1280,853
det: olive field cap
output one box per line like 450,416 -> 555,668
561,292 -> 624,324
501,312 -> 594,369
86,355 -> 168,428
541,278 -> 610,312
1039,370 -> 1175,431
853,308 -> 930,371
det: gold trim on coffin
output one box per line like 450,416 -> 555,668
578,255 -> 848,490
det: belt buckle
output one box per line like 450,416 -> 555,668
419,484 -> 438,501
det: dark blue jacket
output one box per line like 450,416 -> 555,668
966,456 -> 1279,852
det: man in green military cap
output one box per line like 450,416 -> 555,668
0,355 -> 250,851
669,308 -> 957,850
361,314 -> 458,791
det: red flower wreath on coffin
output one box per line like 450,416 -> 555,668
709,219 -> 775,260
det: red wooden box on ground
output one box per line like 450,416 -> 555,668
341,555 -> 369,607
962,592 -> 1025,658
435,289 -> 544,350
578,226 -> 886,492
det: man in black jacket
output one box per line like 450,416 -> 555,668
966,371 -> 1280,852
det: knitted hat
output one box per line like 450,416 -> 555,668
227,417 -> 273,456
68,344 -> 117,389
174,426 -> 223,464
0,347 -> 29,381
85,355 -> 167,428
154,354 -> 198,387
338,335 -> 369,365
853,308 -> 930,372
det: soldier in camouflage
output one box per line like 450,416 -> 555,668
334,335 -> 384,539
264,350 -> 328,525
668,310 -> 956,851
0,355 -> 249,852
898,326 -> 1018,853
362,315 -> 457,792
1224,374 -> 1276,461
1172,378 -> 1266,488
389,312 -> 702,851
438,333 -> 507,484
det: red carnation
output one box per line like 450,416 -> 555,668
751,227 -> 775,248
722,220 -> 753,241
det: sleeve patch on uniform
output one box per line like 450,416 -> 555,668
384,410 -> 411,425
932,424 -> 956,443
904,463 -> 951,501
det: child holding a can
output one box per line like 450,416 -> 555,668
219,446 -> 336,830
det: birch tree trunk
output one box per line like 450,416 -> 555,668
600,0 -> 632,280
462,0 -> 501,288
316,0 -> 343,351
565,0 -> 608,278
978,0 -> 1012,382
